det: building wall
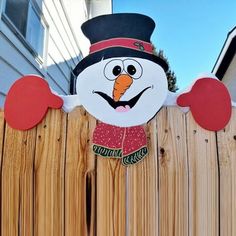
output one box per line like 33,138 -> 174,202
221,54 -> 236,102
87,0 -> 112,18
0,0 -> 112,107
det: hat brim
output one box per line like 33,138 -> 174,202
73,47 -> 169,76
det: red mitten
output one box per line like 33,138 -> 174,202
177,78 -> 232,131
4,75 -> 63,130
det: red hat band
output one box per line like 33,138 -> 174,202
89,38 -> 153,55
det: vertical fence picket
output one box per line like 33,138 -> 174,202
217,108 -> 236,236
34,109 -> 66,236
157,107 -> 188,236
96,156 -> 126,235
126,117 -> 159,236
186,112 -> 219,236
65,107 -> 96,236
0,110 -> 4,236
0,110 -> 4,164
96,118 -> 126,236
1,122 -> 36,236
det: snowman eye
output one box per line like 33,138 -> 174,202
104,59 -> 124,81
123,59 -> 143,79
113,65 -> 122,76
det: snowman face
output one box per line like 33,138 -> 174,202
76,57 -> 168,127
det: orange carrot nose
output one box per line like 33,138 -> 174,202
113,74 -> 133,102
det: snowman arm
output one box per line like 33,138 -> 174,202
50,88 -> 81,112
164,91 -> 190,113
59,94 -> 82,113
163,91 -> 178,106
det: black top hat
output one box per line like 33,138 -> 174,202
73,13 -> 168,76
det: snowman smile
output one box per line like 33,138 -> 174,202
93,86 -> 151,112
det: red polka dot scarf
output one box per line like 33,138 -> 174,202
92,122 -> 148,165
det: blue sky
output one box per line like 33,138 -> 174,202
113,0 -> 236,89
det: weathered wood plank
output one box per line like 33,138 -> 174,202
1,122 -> 36,236
34,109 -> 66,236
96,157 -> 126,235
0,110 -> 5,167
1,106 -> 234,235
0,110 -> 4,234
157,107 -> 188,236
217,108 -> 236,236
186,112 -> 219,236
65,107 -> 96,236
126,117 -> 159,236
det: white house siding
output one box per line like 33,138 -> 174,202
0,0 -> 103,108
62,0 -> 113,56
62,0 -> 91,56
87,0 -> 112,18
221,55 -> 236,102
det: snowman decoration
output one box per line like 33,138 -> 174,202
4,13 -> 232,166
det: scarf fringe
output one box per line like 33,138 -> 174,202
93,144 -> 122,158
93,144 -> 148,165
122,146 -> 148,166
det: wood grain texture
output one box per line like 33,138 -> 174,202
65,107 -> 96,236
127,117 -> 159,236
0,109 -> 5,168
34,109 -> 66,236
1,123 -> 36,236
217,108 -> 236,236
157,107 -> 188,236
96,158 -> 126,236
1,106 -> 236,236
186,112 -> 219,236
0,110 -> 4,236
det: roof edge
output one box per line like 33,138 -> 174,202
212,27 -> 236,78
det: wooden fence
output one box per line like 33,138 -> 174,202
0,107 -> 235,236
